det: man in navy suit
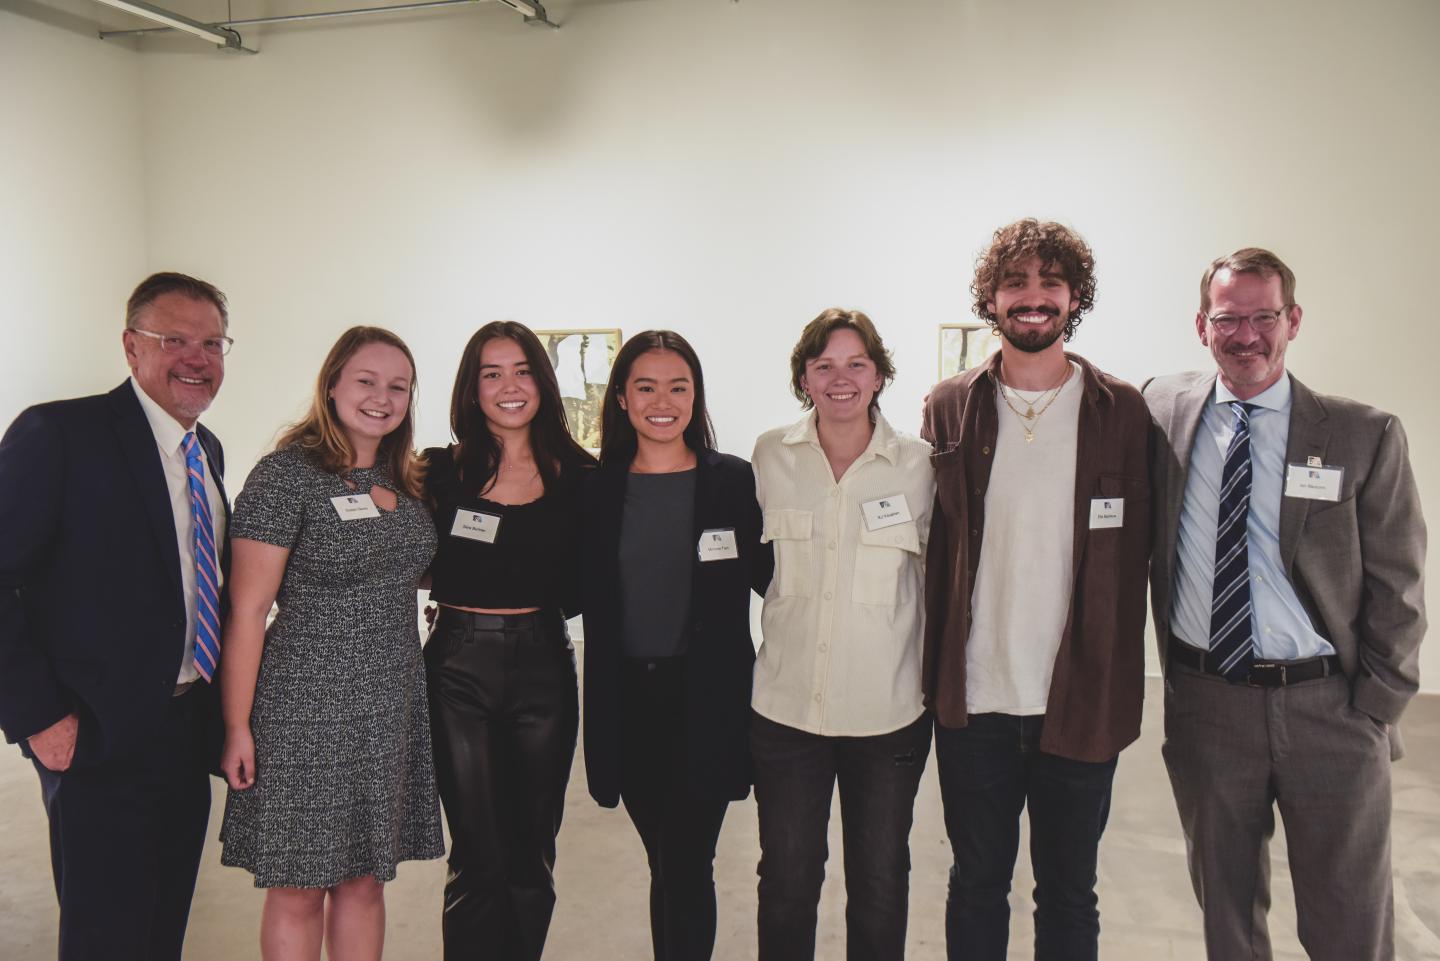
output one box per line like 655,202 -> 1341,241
0,273 -> 232,961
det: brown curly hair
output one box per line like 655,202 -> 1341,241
970,219 -> 1097,342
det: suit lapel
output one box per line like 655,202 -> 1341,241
594,460 -> 628,599
108,382 -> 183,599
1164,376 -> 1214,564
1280,375 -> 1329,575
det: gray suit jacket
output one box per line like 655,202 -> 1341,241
1145,371 -> 1426,755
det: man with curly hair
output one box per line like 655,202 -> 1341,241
921,219 -> 1151,961
1145,248 -> 1425,961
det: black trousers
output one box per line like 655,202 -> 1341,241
425,608 -> 579,961
619,657 -> 731,961
34,686 -> 212,961
936,714 -> 1118,961
751,711 -> 933,961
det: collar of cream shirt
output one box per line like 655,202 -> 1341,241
129,375 -> 201,456
779,409 -> 902,466
1213,371 -> 1292,415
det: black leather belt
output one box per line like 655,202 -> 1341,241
1168,637 -> 1343,687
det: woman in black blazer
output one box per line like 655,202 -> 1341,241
581,330 -> 772,961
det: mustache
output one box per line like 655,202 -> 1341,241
1004,304 -> 1061,319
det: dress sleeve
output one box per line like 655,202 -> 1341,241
231,448 -> 308,550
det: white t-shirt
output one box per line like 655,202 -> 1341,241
965,363 -> 1082,715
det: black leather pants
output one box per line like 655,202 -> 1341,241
425,608 -> 579,961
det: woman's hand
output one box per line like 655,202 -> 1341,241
221,728 -> 257,791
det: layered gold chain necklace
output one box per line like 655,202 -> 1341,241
997,364 -> 1072,443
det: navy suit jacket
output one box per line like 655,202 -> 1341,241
0,381 -> 228,766
580,448 -> 773,808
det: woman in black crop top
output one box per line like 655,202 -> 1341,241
580,331 -> 772,961
422,321 -> 595,961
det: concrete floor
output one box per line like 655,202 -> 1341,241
3,674 -> 1438,960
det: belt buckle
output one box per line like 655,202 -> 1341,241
1246,662 -> 1286,687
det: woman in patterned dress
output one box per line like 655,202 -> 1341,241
219,327 -> 443,961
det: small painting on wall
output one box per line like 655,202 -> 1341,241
937,323 -> 998,382
536,328 -> 622,451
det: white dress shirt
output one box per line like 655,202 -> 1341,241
131,377 -> 227,685
751,411 -> 934,736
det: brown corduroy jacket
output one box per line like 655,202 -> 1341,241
920,351 -> 1152,762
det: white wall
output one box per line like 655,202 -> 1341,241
0,0 -> 149,416
5,0 -> 1439,686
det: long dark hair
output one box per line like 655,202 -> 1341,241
599,330 -> 716,467
447,321 -> 595,494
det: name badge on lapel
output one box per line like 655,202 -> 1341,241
1284,460 -> 1344,502
698,528 -> 739,562
861,494 -> 912,531
450,510 -> 501,543
331,493 -> 381,520
1088,498 -> 1124,529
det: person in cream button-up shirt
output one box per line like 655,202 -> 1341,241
749,308 -> 935,961
751,409 -> 933,736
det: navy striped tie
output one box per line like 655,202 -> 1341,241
1208,402 -> 1256,680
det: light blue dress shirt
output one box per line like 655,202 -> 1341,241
1171,376 -> 1335,660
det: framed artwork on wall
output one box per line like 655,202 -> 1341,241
535,328 -> 622,451
937,323 -> 998,382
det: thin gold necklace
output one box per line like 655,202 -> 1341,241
998,365 -> 1072,443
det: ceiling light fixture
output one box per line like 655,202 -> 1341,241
494,0 -> 538,15
92,0 -> 249,49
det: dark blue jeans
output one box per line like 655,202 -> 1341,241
935,713 -> 1117,961
751,711 -> 932,961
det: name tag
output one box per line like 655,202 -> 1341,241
1284,463 -> 1344,502
450,509 -> 501,543
861,493 -> 912,531
697,528 -> 739,562
1089,497 -> 1124,529
331,493 -> 381,520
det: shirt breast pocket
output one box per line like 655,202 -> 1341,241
852,521 -> 921,607
762,509 -> 813,598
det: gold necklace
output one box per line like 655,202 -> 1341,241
998,365 -> 1072,443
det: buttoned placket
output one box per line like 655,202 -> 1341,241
806,441 -> 877,732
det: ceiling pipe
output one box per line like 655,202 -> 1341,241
96,0 -> 556,44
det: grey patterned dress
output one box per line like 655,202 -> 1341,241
219,444 -> 444,888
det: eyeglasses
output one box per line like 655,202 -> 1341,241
129,328 -> 234,357
1205,306 -> 1291,336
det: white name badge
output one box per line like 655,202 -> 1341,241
1284,463 -> 1344,502
450,509 -> 501,544
697,528 -> 739,562
861,493 -> 912,531
331,493 -> 381,520
1089,497 -> 1124,529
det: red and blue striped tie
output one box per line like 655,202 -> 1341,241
182,433 -> 221,682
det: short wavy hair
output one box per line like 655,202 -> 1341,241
970,219 -> 1097,342
788,307 -> 895,415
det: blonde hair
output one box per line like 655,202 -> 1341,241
277,326 -> 425,498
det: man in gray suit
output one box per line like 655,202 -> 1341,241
1145,247 -> 1425,961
